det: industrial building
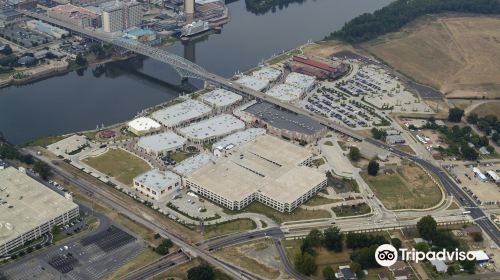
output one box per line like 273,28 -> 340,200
137,131 -> 187,156
48,4 -> 101,28
288,55 -> 348,79
284,72 -> 316,93
0,167 -> 79,256
385,134 -> 406,145
133,169 -> 181,200
486,170 -> 500,183
235,101 -> 326,143
47,134 -> 89,156
252,67 -> 282,82
473,167 -> 488,182
100,0 -> 142,32
127,117 -> 162,136
198,89 -> 243,112
123,27 -> 159,45
212,128 -> 266,156
265,83 -> 303,103
26,20 -> 69,38
235,75 -> 270,92
186,135 -> 326,212
151,99 -> 212,128
177,114 -> 245,143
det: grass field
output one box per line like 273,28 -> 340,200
471,102 -> 500,119
332,203 -> 371,217
152,258 -> 232,280
204,219 -> 257,238
104,248 -> 160,280
82,148 -> 150,186
169,151 -> 190,163
363,15 -> 500,98
312,158 -> 326,167
395,145 -> 416,155
28,135 -> 66,147
226,202 -> 331,223
303,195 -> 342,207
363,161 -> 442,209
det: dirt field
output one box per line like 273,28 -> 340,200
363,15 -> 500,99
471,101 -> 500,119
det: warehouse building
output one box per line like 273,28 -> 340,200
198,89 -> 243,112
127,117 -> 162,136
235,75 -> 270,92
385,134 -> 406,145
133,169 -> 181,200
212,128 -> 266,156
235,101 -> 326,143
48,4 -> 101,28
284,72 -> 316,93
252,67 -> 282,82
186,135 -> 326,212
173,153 -> 215,177
0,167 -> 79,256
151,99 -> 212,128
265,83 -> 303,103
47,134 -> 89,156
137,131 -> 187,156
177,114 -> 245,144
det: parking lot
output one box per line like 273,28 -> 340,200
0,25 -> 53,48
0,225 -> 143,280
449,162 -> 500,206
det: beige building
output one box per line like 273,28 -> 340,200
133,169 -> 181,200
186,135 -> 326,212
102,1 -> 142,32
0,167 -> 79,255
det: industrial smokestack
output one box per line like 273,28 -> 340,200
184,0 -> 194,23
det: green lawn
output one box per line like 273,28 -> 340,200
332,203 -> 371,217
395,144 -> 416,155
225,202 -> 331,223
312,158 -> 326,167
303,195 -> 341,206
324,141 -> 334,146
169,151 -> 190,163
204,219 -> 257,238
28,135 -> 66,147
83,148 -> 150,186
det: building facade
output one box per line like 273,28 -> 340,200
133,169 -> 181,200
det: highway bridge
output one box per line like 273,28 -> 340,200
22,7 -> 500,252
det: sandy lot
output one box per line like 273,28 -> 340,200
362,15 -> 500,98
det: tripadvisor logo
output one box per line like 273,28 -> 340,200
375,244 -> 477,266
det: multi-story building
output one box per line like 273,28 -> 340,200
0,167 -> 79,256
101,0 -> 142,32
48,4 -> 101,28
136,131 -> 187,157
185,135 -> 326,213
133,169 -> 181,200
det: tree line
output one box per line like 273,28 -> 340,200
327,0 -> 500,43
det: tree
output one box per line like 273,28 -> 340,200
34,161 -> 52,180
322,266 -> 336,280
492,132 -> 499,143
350,261 -> 363,278
187,264 -> 214,280
472,232 -> 483,242
417,215 -> 437,241
155,238 -> 173,255
350,245 -> 378,269
349,147 -> 361,161
367,160 -> 379,176
371,128 -> 386,140
75,54 -> 87,66
294,252 -> 317,276
448,108 -> 464,122
467,113 -> 479,124
460,259 -> 476,274
306,229 -> 324,247
391,238 -> 402,250
461,145 -> 478,161
323,226 -> 343,252
51,225 -> 60,236
0,44 -> 12,55
414,242 -> 430,253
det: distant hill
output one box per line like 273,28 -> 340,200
327,0 -> 500,43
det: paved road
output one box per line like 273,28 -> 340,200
272,238 -> 309,280
121,251 -> 189,280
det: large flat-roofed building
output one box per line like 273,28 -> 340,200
137,131 -> 187,156
173,153 -> 215,177
128,117 -> 162,136
47,134 -> 89,156
177,114 -> 245,144
252,67 -> 281,82
186,135 -> 326,212
212,128 -> 266,156
0,167 -> 79,255
26,20 -> 69,38
48,4 -> 101,28
133,169 -> 181,200
235,101 -> 326,143
151,99 -> 212,128
265,83 -> 303,103
198,89 -> 243,112
235,75 -> 270,92
285,72 -> 316,93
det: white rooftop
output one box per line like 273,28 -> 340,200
173,153 -> 215,176
469,250 -> 489,261
285,72 -> 316,91
188,135 -> 325,203
47,134 -> 88,155
151,99 -> 211,127
235,75 -> 269,92
213,128 -> 266,151
137,131 -> 187,153
134,169 -> 180,193
0,167 -> 78,246
178,114 -> 245,141
128,117 -> 161,132
265,83 -> 303,102
252,67 -> 282,82
199,89 -> 243,108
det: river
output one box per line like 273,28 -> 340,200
0,0 -> 391,144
